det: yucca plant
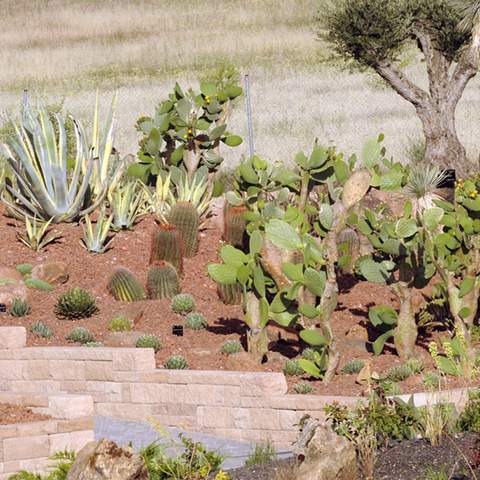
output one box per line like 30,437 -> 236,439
1,107 -> 106,222
111,180 -> 149,230
403,164 -> 448,217
16,215 -> 60,251
81,206 -> 114,253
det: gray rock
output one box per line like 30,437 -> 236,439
67,439 -> 149,480
31,261 -> 69,285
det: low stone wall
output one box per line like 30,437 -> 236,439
0,391 -> 94,480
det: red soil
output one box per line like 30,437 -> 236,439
0,403 -> 51,425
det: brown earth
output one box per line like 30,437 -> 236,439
0,403 -> 51,424
0,204 -> 476,396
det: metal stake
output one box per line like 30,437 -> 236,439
244,74 -> 255,157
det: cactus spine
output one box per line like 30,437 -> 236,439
223,205 -> 247,248
218,282 -> 243,305
147,261 -> 180,299
108,267 -> 145,302
168,202 -> 199,257
149,224 -> 184,274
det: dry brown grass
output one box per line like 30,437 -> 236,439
1,0 -> 480,168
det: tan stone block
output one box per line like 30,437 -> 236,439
49,360 -> 85,380
112,349 -> 155,372
95,402 -> 155,419
49,430 -> 94,454
21,360 -> 50,380
0,327 -> 26,349
0,393 -> 48,407
48,395 -> 93,419
3,435 -> 49,461
9,380 -> 61,394
239,373 -> 287,397
14,420 -> 58,437
0,426 -> 18,439
59,380 -> 87,393
149,414 -> 196,430
84,361 -> 114,381
247,408 -> 281,430
3,457 -> 51,475
197,406 -> 236,428
0,361 -> 23,380
56,417 -> 94,433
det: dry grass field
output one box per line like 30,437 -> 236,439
1,0 -> 480,167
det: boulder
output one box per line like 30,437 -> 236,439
31,261 -> 69,285
293,417 -> 357,480
0,266 -> 27,308
66,439 -> 149,480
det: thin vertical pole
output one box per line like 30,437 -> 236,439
244,74 -> 255,157
22,89 -> 29,110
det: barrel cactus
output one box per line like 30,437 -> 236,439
223,204 -> 247,247
217,282 -> 243,305
147,261 -> 180,300
107,267 -> 145,302
149,224 -> 184,274
185,312 -> 207,330
171,293 -> 195,314
168,202 -> 199,257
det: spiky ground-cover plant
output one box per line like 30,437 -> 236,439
164,355 -> 188,369
171,293 -> 195,314
30,321 -> 53,339
111,180 -> 149,230
185,312 -> 207,330
55,288 -> 98,320
8,297 -> 30,317
65,326 -> 94,344
220,339 -> 243,355
16,216 -> 60,252
81,207 -> 114,253
108,315 -> 132,332
136,334 -> 161,352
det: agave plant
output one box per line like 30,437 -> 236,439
16,215 -> 60,251
403,164 -> 448,217
111,180 -> 149,230
81,206 -> 114,253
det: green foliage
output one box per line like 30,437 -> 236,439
185,312 -> 207,330
384,364 -> 413,382
424,466 -> 450,480
30,321 -> 53,339
108,315 -> 132,332
147,261 -> 180,300
111,180 -> 148,230
136,334 -> 162,352
220,339 -> 243,355
85,342 -> 104,347
283,359 -> 304,377
8,449 -> 76,480
54,288 -> 99,320
8,297 -> 30,317
423,371 -> 441,390
168,202 -> 199,257
379,380 -> 402,396
341,359 -> 365,375
301,348 -> 318,362
81,207 -> 114,254
406,357 -> 424,374
16,216 -> 60,252
25,278 -> 54,291
457,389 -> 480,433
108,267 -> 145,302
245,442 -> 277,467
16,263 -> 33,276
164,354 -> 188,369
149,223 -> 184,273
65,327 -> 94,344
293,382 -> 314,394
171,293 -> 195,314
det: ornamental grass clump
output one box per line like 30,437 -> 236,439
30,321 -> 53,339
341,359 -> 365,375
55,288 -> 99,320
8,297 -> 31,317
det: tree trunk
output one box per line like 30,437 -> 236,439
245,292 -> 269,362
392,282 -> 417,361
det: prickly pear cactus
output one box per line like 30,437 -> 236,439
223,204 -> 247,247
149,224 -> 184,273
108,267 -> 145,302
217,282 -> 243,305
342,169 -> 372,210
168,202 -> 199,257
337,228 -> 360,274
147,261 -> 180,300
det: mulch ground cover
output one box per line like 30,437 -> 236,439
0,403 -> 51,424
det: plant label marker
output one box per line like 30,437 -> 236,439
172,325 -> 183,336
0,304 -> 6,313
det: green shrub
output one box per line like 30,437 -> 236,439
30,321 -> 53,339
384,364 -> 412,382
406,358 -> 424,374
55,288 -> 98,320
136,334 -> 161,353
185,312 -> 207,330
16,263 -> 33,276
220,339 -> 243,355
457,390 -> 480,433
171,294 -> 195,314
341,359 -> 365,375
8,298 -> 31,317
164,355 -> 188,369
423,371 -> 441,390
245,442 -> 277,467
293,383 -> 314,394
108,315 -> 132,332
66,327 -> 94,344
379,380 -> 402,396
301,348 -> 318,362
283,359 -> 304,377
471,324 -> 480,342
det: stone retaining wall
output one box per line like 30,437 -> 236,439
0,391 -> 94,480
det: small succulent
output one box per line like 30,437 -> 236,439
384,364 -> 412,382
283,359 -> 304,377
164,355 -> 188,370
16,263 -> 33,276
30,321 -> 53,339
220,339 -> 243,355
185,312 -> 208,330
341,359 -> 365,375
301,348 -> 318,362
293,383 -> 313,394
66,327 -> 95,344
136,334 -> 161,353
8,297 -> 31,317
406,357 -> 424,374
25,278 -> 54,291
171,293 -> 195,314
379,380 -> 402,396
423,371 -> 441,390
108,315 -> 132,332
55,288 -> 99,320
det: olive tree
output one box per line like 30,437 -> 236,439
319,0 -> 480,172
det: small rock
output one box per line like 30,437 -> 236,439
190,347 -> 215,357
345,324 -> 369,342
224,351 -> 259,371
0,266 -> 27,308
66,439 -> 149,480
103,331 -> 146,348
31,261 -> 69,285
